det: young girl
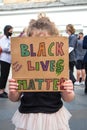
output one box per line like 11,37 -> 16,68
8,14 -> 75,130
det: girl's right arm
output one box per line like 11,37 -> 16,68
8,79 -> 21,102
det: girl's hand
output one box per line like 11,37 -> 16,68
63,80 -> 74,93
61,80 -> 75,102
8,79 -> 21,102
9,79 -> 18,93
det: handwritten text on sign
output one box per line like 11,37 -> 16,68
11,36 -> 69,92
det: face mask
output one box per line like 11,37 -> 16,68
8,32 -> 12,36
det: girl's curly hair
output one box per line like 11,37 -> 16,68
27,13 -> 59,36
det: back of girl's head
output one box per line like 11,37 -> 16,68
66,24 -> 75,34
79,32 -> 83,36
27,13 -> 59,36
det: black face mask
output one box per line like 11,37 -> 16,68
8,32 -> 12,36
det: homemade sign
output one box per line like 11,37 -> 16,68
11,36 -> 69,92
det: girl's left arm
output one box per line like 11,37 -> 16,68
61,80 -> 75,102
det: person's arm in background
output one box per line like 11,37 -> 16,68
2,45 -> 11,53
69,35 -> 77,48
0,38 -> 11,53
69,34 -> 77,60
83,35 -> 87,49
69,35 -> 76,52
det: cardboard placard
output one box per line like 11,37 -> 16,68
11,36 -> 69,92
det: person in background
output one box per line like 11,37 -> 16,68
74,32 -> 86,86
0,25 -> 13,98
8,14 -> 75,130
83,35 -> 87,94
66,24 -> 77,84
18,27 -> 28,37
0,35 -> 4,39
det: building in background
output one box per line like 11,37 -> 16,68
0,0 -> 87,36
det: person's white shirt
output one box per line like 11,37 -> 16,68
0,35 -> 11,63
69,47 -> 74,53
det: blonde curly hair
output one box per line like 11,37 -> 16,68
27,13 -> 59,36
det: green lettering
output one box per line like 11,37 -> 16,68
56,59 -> 64,76
35,79 -> 44,90
17,80 -> 27,90
20,44 -> 30,57
35,62 -> 40,71
53,79 -> 59,90
48,42 -> 54,56
50,60 -> 55,72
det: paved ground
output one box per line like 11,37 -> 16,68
0,85 -> 87,130
66,85 -> 87,130
0,69 -> 87,130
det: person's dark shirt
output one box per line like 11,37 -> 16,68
19,92 -> 63,114
76,39 -> 86,60
83,35 -> 87,63
69,34 -> 77,62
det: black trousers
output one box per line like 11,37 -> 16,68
0,61 -> 11,89
84,63 -> 87,92
69,61 -> 76,84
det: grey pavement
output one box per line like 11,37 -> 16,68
0,68 -> 87,130
66,85 -> 87,130
0,85 -> 87,130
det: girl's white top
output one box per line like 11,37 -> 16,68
0,35 -> 11,63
